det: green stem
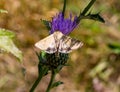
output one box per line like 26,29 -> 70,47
62,0 -> 67,17
46,70 -> 56,92
30,75 -> 42,92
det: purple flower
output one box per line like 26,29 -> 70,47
50,12 -> 78,35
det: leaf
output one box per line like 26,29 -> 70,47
0,9 -> 8,13
0,29 -> 23,62
51,81 -> 63,88
0,28 -> 15,38
108,43 -> 120,54
108,43 -> 120,49
77,0 -> 97,23
41,19 -> 51,30
81,0 -> 96,16
36,52 -> 49,75
86,13 -> 105,23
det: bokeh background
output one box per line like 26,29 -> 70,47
0,0 -> 120,92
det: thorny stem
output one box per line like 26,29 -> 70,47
46,70 -> 56,92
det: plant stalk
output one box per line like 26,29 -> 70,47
46,70 -> 56,92
62,0 -> 67,17
30,75 -> 43,92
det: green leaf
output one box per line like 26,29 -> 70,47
77,0 -> 97,23
77,0 -> 105,23
0,9 -> 8,13
108,43 -> 120,49
0,29 -> 23,62
51,81 -> 63,88
81,0 -> 96,16
86,13 -> 105,23
0,29 -> 15,38
79,13 -> 105,23
36,52 -> 49,75
41,19 -> 51,30
108,43 -> 120,54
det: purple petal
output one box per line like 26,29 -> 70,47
50,12 -> 78,35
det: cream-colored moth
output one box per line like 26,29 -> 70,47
35,31 -> 83,53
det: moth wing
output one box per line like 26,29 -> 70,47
35,34 -> 57,53
59,35 -> 83,53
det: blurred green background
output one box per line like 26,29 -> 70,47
0,0 -> 120,92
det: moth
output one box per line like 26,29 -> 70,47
35,31 -> 83,54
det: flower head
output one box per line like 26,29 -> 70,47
38,52 -> 69,69
50,12 -> 78,35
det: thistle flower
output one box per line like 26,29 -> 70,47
39,12 -> 81,69
38,52 -> 69,69
50,12 -> 78,35
31,0 -> 105,92
35,31 -> 83,69
37,0 -> 104,69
